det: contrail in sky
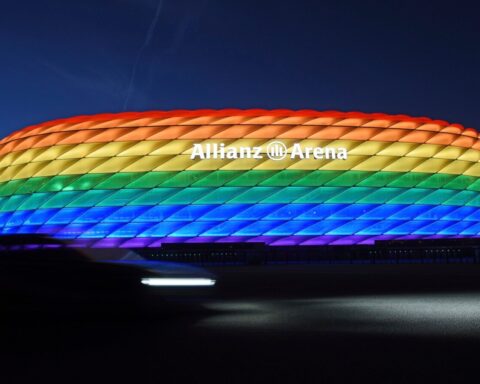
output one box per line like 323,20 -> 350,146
123,0 -> 163,110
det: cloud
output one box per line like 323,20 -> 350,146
39,59 -> 128,101
123,0 -> 164,110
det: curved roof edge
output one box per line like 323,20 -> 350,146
7,109 -> 477,138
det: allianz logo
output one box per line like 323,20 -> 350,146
190,142 -> 348,161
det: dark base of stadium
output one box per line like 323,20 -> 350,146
125,238 -> 480,265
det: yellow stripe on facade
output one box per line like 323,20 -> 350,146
0,141 -> 480,182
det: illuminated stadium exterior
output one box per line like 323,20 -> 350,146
1,109 -> 480,249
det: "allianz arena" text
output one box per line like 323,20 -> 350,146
190,143 -> 349,160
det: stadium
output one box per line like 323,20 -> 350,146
0,109 -> 480,260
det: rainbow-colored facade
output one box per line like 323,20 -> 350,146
1,109 -> 480,247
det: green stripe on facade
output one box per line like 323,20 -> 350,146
0,170 -> 480,197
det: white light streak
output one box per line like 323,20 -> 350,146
141,277 -> 216,287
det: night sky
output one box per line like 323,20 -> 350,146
0,0 -> 479,137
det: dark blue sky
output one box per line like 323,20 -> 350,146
1,0 -> 479,137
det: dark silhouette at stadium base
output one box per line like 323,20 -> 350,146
135,239 -> 480,265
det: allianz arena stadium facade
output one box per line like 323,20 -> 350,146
1,109 -> 480,248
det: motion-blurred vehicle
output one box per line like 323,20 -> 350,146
0,235 -> 216,315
